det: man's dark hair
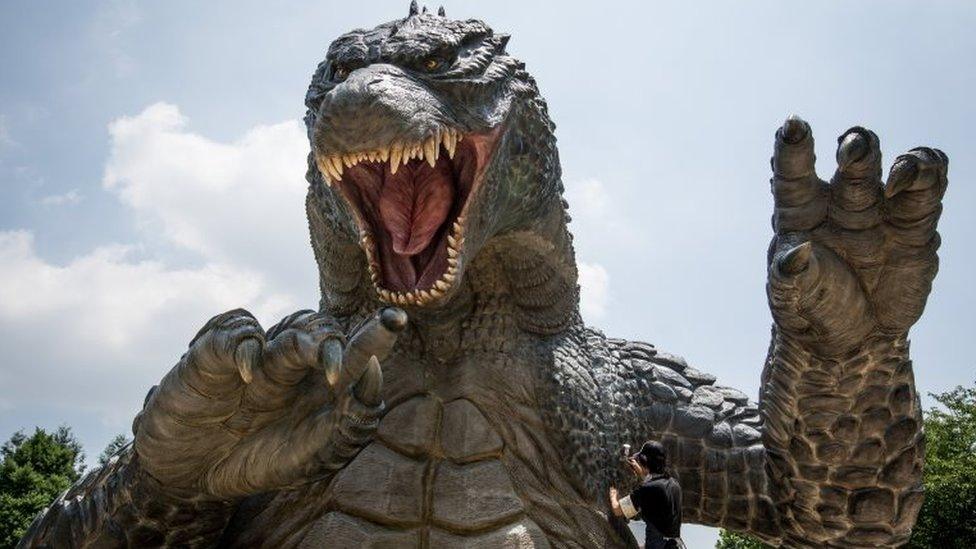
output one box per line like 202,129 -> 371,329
635,441 -> 668,474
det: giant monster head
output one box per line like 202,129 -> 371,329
304,4 -> 574,331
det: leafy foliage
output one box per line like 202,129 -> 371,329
716,528 -> 770,549
0,426 -> 84,548
97,434 -> 130,467
909,383 -> 976,548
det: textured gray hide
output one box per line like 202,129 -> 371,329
21,4 -> 947,548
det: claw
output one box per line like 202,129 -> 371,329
780,114 -> 809,144
836,128 -> 871,170
885,156 -> 920,198
233,338 -> 262,384
353,356 -> 383,406
779,242 -> 813,276
320,338 -> 344,387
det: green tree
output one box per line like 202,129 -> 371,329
909,383 -> 976,548
97,434 -> 130,467
716,529 -> 769,549
0,426 -> 84,548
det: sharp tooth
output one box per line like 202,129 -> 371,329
421,289 -> 433,301
380,147 -> 390,162
343,155 -> 354,168
447,257 -> 458,267
316,157 -> 333,186
324,162 -> 339,182
424,137 -> 437,167
444,272 -> 456,283
330,156 -> 344,177
435,280 -> 449,291
443,130 -> 456,159
448,234 -> 459,248
452,220 -> 462,234
390,143 -> 403,175
448,246 -> 458,259
412,144 -> 421,159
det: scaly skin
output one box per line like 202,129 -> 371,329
20,4 -> 947,548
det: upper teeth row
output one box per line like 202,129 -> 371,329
316,129 -> 462,184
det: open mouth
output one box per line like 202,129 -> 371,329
315,127 -> 499,306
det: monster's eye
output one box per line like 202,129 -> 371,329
422,57 -> 445,72
332,64 -> 350,82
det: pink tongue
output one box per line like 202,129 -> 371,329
378,164 -> 454,256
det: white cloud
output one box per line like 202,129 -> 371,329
0,229 -> 298,435
564,178 -> 631,323
103,102 -> 314,290
0,231 -> 291,350
564,178 -> 635,242
0,104 -> 315,442
40,189 -> 83,206
578,260 -> 609,320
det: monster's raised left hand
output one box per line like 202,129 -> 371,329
767,117 -> 948,356
132,307 -> 407,499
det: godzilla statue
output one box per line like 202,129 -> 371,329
22,4 -> 948,548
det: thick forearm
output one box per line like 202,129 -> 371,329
760,330 -> 923,547
19,445 -> 237,548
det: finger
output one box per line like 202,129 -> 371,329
767,242 -> 875,356
338,307 -> 407,392
884,147 -> 948,247
247,311 -> 339,408
157,310 -> 264,422
770,115 -> 827,239
873,147 -> 947,333
827,127 -> 885,289
185,309 -> 265,389
238,310 -> 337,426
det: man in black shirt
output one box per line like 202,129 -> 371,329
609,441 -> 684,549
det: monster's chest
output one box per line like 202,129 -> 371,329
291,343 -> 562,547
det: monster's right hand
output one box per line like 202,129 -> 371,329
131,307 -> 407,499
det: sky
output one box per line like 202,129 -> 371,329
1,1 -> 974,546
